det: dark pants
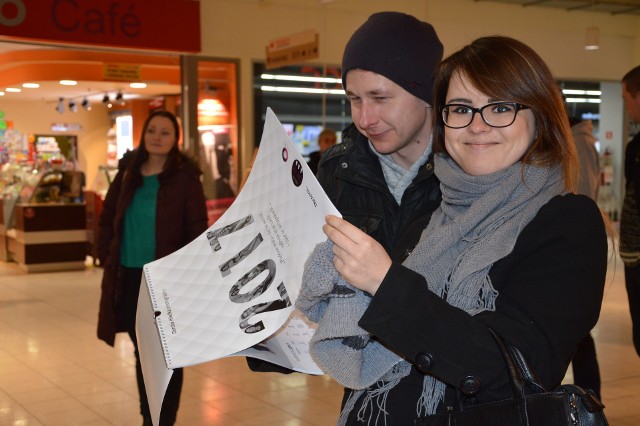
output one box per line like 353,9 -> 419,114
625,264 -> 640,358
122,267 -> 183,426
572,333 -> 601,400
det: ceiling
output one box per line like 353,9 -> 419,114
0,41 -> 185,106
477,0 -> 640,15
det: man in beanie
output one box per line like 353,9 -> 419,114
247,11 -> 444,391
311,11 -> 443,423
317,11 -> 443,266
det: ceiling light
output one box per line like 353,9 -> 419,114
585,26 -> 599,50
130,82 -> 147,89
22,83 -> 39,88
5,87 -> 21,92
56,97 -> 65,114
565,97 -> 601,104
562,89 -> 602,96
102,94 -> 112,108
68,99 -> 77,112
60,80 -> 78,86
81,97 -> 91,111
0,92 -> 5,96
260,85 -> 345,95
261,73 -> 342,84
198,99 -> 228,117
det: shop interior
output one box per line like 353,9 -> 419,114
0,41 -> 238,271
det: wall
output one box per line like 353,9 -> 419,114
0,99 -> 112,189
198,0 -> 639,175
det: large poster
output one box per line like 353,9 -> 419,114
136,108 -> 340,425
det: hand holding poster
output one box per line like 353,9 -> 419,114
136,108 -> 340,425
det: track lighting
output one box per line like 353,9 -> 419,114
68,99 -> 77,112
56,97 -> 65,114
102,94 -> 112,108
115,91 -> 125,105
81,97 -> 91,111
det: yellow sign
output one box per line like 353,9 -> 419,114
266,30 -> 319,69
103,63 -> 141,81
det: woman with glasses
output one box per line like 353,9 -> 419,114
296,36 -> 610,425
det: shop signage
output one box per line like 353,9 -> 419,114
104,63 -> 141,81
0,0 -> 201,53
266,29 -> 319,69
51,123 -> 82,132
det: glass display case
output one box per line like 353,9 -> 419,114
26,169 -> 85,204
2,168 -> 87,272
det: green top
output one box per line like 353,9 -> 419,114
120,174 -> 159,268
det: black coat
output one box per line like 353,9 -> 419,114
97,151 -> 208,346
317,124 -> 441,260
343,194 -> 608,424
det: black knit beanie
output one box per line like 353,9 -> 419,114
341,12 -> 444,104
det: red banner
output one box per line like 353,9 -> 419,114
0,0 -> 200,53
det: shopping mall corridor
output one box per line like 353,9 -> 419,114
1,246 -> 640,425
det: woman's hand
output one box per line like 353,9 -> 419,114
323,215 -> 392,295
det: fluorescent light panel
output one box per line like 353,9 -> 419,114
261,85 -> 345,95
261,73 -> 341,84
562,89 -> 601,96
565,97 -> 601,104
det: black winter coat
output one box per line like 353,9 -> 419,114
317,124 -> 441,260
343,194 -> 608,424
97,151 -> 208,347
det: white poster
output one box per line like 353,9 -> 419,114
136,108 -> 340,425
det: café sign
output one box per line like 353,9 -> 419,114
0,0 -> 201,53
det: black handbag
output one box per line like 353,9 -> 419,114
415,329 -> 608,426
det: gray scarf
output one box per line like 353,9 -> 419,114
297,153 -> 565,425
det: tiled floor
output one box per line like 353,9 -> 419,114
1,249 -> 640,425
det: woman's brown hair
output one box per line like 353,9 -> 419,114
432,36 -> 578,193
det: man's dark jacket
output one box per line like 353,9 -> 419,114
316,123 -> 441,261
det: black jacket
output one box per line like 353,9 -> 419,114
317,124 -> 441,260
343,194 -> 607,424
97,150 -> 208,346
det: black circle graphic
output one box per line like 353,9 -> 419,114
291,160 -> 303,187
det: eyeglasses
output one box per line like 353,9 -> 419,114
441,102 -> 530,129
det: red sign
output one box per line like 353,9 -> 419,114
0,0 -> 201,53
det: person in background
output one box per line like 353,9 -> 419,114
620,65 -> 640,358
248,11 -> 444,376
96,110 -> 208,426
297,36 -> 609,425
568,110 -> 602,399
307,128 -> 337,174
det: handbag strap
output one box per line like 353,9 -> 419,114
488,328 -> 547,398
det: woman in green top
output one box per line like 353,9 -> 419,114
97,110 -> 208,426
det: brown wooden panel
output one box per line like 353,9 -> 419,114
24,242 -> 86,264
11,241 -> 86,264
15,204 -> 86,231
